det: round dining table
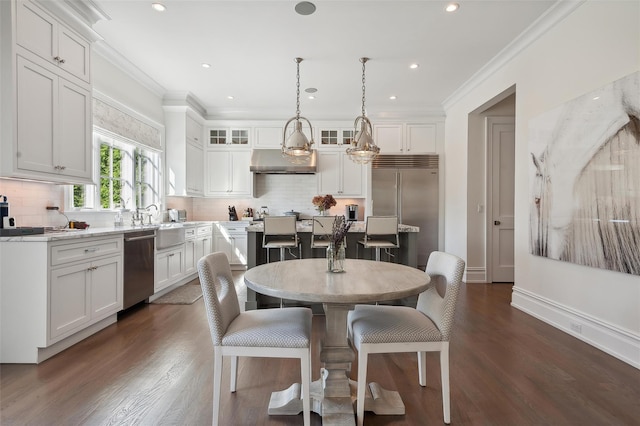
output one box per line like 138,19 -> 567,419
244,258 -> 430,425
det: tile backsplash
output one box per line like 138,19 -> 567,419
0,179 -> 67,228
1,174 -> 365,228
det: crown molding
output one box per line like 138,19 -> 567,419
442,0 -> 586,111
93,41 -> 166,98
162,92 -> 208,118
34,0 -> 109,42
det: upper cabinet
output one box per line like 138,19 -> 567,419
207,128 -> 250,147
164,107 -> 204,196
254,126 -> 283,149
15,0 -> 90,84
317,151 -> 365,197
318,128 -> 355,149
205,150 -> 252,197
1,0 -> 95,184
374,123 -> 439,154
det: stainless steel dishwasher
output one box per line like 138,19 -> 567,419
123,229 -> 156,309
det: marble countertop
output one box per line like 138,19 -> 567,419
0,221 -> 215,242
246,220 -> 419,233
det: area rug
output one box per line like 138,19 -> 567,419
151,281 -> 203,305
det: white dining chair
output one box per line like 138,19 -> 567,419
197,252 -> 312,426
358,216 -> 399,261
347,251 -> 465,425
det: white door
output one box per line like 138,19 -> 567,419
488,117 -> 515,282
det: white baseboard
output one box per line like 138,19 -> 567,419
511,286 -> 640,369
465,267 -> 486,283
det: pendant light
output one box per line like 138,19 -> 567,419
282,57 -> 314,159
347,57 -> 380,164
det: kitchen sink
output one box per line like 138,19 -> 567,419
156,224 -> 186,249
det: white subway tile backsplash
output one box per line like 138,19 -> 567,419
0,179 -> 66,227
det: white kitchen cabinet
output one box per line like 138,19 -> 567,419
406,124 -> 437,153
50,253 -> 121,341
254,126 -> 283,148
14,56 -> 92,182
0,235 -> 123,363
373,123 -> 438,154
214,222 -> 248,269
207,128 -> 250,146
165,108 -> 205,196
15,0 -> 91,83
184,227 -> 197,276
196,224 -> 213,260
373,123 -> 404,153
318,151 -> 365,197
318,128 -> 355,148
155,245 -> 185,292
205,150 -> 252,197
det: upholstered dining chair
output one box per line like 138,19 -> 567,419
197,252 -> 312,426
347,251 -> 465,425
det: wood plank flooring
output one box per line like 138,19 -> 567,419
2,278 -> 639,425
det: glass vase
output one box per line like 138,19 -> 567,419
327,242 -> 345,273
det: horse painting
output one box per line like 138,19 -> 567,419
529,71 -> 639,275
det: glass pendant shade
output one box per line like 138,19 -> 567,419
347,116 -> 380,164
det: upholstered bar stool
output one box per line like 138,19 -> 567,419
263,216 -> 300,263
357,216 -> 399,261
310,215 -> 336,254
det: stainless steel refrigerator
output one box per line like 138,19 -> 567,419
372,155 -> 439,269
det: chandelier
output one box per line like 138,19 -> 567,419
282,57 -> 314,159
346,57 -> 380,164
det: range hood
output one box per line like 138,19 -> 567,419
250,149 -> 317,174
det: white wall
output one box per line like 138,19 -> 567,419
444,1 -> 639,367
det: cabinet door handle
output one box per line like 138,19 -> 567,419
59,58 -> 65,64
85,248 -> 99,253
168,253 -> 175,257
494,220 -> 501,225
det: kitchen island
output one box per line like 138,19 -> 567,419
245,220 -> 421,310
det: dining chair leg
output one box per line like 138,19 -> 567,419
213,349 -> 223,426
356,348 -> 368,426
266,247 -> 270,263
418,351 -> 427,386
301,351 -> 311,426
230,355 -> 238,392
441,343 -> 451,424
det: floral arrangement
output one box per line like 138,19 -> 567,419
330,215 -> 351,248
312,194 -> 337,212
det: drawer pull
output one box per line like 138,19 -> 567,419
84,248 -> 99,253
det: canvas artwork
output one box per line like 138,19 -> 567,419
529,71 -> 639,275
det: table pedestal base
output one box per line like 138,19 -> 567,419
267,374 -> 405,425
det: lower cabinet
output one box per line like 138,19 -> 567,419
213,222 -> 248,268
50,254 -> 121,341
0,235 -> 123,363
155,245 -> 185,293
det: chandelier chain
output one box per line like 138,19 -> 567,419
296,59 -> 301,119
361,59 -> 366,116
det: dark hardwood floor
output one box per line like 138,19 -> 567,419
2,280 -> 639,425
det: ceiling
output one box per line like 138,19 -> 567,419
91,0 -> 556,120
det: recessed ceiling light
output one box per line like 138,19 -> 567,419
151,3 -> 166,12
295,1 -> 316,16
227,96 -> 234,100
445,3 -> 459,12
592,96 -> 600,101
308,95 -> 315,100
305,87 -> 318,93
389,96 -> 397,100
201,63 -> 211,69
409,63 -> 419,69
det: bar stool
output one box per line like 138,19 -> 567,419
263,216 -> 300,263
358,216 -> 399,261
311,215 -> 336,253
